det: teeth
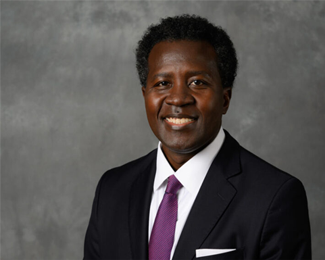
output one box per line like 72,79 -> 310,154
166,117 -> 194,124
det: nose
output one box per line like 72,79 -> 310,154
165,81 -> 195,107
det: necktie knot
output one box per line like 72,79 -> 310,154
166,175 -> 182,195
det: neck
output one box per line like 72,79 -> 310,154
161,142 -> 212,171
162,149 -> 194,171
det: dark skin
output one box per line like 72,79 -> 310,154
142,40 -> 231,170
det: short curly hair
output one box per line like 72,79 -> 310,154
136,14 -> 238,88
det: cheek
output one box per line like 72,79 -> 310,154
145,94 -> 163,118
199,96 -> 223,122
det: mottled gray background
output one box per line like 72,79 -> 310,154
1,1 -> 325,259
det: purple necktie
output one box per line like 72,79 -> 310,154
149,175 -> 183,260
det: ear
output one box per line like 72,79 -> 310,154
141,86 -> 146,98
222,87 -> 232,114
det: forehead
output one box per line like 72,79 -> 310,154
147,40 -> 218,71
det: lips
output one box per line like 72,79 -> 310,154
162,113 -> 197,128
166,117 -> 194,124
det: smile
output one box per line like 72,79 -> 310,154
165,117 -> 194,125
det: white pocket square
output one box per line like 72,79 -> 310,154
196,249 -> 236,258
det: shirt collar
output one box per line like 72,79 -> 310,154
155,127 -> 225,194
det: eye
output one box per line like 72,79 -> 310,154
158,81 -> 169,86
190,80 -> 205,86
154,81 -> 171,88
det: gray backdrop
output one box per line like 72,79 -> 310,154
2,1 -> 325,259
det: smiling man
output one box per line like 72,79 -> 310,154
143,40 -> 229,171
84,15 -> 311,260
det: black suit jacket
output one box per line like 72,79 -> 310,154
84,131 -> 311,259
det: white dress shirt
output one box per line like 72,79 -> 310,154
148,127 -> 225,260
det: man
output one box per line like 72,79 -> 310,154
84,15 -> 311,260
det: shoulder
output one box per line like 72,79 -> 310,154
239,145 -> 306,196
97,149 -> 157,191
239,146 -> 292,180
224,131 -> 305,197
223,131 -> 311,258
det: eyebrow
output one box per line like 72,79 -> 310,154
186,71 -> 212,79
152,72 -> 173,79
152,71 -> 213,80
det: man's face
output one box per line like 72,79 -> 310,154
142,40 -> 231,159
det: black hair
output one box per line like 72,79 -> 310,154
135,14 -> 238,88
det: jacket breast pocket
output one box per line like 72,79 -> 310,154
195,248 -> 244,259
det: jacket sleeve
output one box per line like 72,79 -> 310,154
260,178 -> 312,259
83,178 -> 102,260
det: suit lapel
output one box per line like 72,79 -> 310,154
173,132 -> 242,260
129,151 -> 157,260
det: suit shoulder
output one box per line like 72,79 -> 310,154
238,145 -> 302,189
228,140 -> 308,220
99,149 -> 157,186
